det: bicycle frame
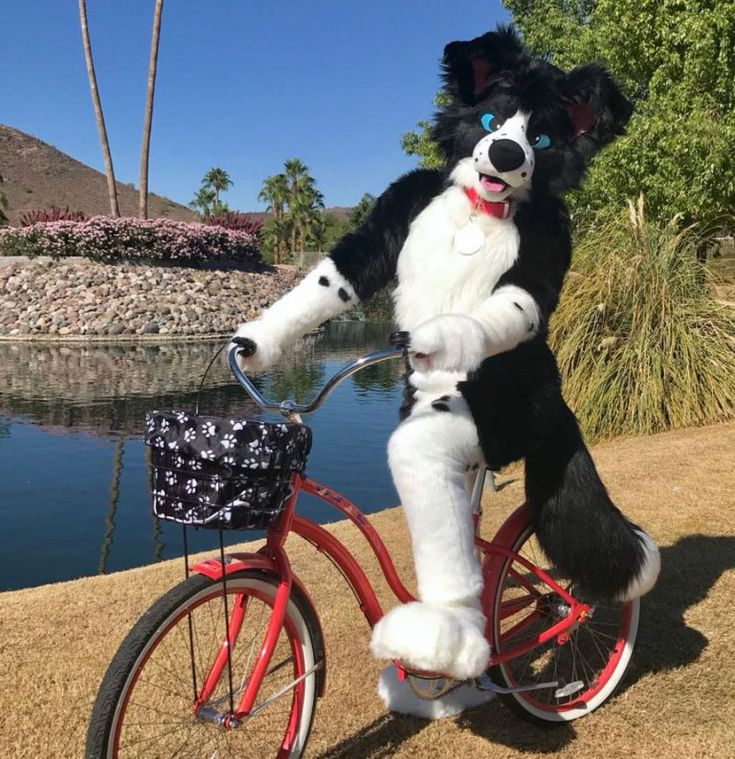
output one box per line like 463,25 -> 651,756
191,468 -> 590,723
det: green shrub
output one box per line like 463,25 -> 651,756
551,197 -> 735,442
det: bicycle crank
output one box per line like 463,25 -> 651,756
407,674 -> 462,700
475,674 -> 585,700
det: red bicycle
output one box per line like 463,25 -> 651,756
86,336 -> 640,758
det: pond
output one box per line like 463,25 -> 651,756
0,322 -> 404,592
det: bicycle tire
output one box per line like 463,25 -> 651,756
488,523 -> 640,725
86,569 -> 324,758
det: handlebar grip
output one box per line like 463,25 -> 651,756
389,330 -> 410,349
231,336 -> 256,357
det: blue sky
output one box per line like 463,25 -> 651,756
3,1 -> 508,211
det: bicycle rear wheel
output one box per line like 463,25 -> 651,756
86,570 -> 324,758
489,524 -> 639,724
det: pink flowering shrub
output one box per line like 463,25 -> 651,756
0,216 -> 261,264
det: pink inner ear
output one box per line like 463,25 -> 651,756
471,57 -> 491,95
568,103 -> 597,137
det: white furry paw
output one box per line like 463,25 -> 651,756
617,530 -> 661,601
370,602 -> 490,681
409,314 -> 488,373
229,321 -> 283,372
376,666 -> 494,719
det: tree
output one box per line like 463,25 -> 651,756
259,160 -> 326,262
138,0 -> 165,219
283,158 -> 310,252
189,167 -> 232,220
0,173 -> 9,226
203,167 -> 233,209
77,0 -> 119,217
501,0 -> 735,229
400,91 -> 451,170
258,173 -> 289,263
189,186 -> 216,219
348,193 -> 377,229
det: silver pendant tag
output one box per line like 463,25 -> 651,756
454,221 -> 485,256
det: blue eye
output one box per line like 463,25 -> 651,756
531,133 -> 551,150
480,113 -> 499,131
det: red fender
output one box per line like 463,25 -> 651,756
192,551 -> 327,697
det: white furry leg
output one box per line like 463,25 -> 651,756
377,666 -> 494,719
371,398 -> 490,678
387,395 -> 484,605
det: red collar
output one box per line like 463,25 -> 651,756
463,187 -> 511,220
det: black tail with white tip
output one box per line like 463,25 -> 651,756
525,405 -> 660,602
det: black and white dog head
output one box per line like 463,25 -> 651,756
432,26 -> 632,200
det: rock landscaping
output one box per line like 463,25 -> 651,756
0,258 -> 301,340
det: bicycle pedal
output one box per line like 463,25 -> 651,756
554,680 -> 585,699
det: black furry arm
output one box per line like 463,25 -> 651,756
494,197 -> 572,332
329,168 -> 446,300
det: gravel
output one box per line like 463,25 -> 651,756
0,259 -> 301,341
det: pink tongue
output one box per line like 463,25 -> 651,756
480,176 -> 506,193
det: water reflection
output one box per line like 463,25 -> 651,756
0,323 -> 402,590
0,322 -> 395,437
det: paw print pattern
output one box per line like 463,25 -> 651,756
145,410 -> 312,529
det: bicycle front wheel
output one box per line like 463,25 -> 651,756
489,524 -> 640,724
86,570 -> 323,758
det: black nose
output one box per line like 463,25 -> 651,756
488,139 -> 526,173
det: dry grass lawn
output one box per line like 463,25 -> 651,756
1,422 -> 734,758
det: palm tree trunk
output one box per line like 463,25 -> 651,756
78,0 -> 120,217
138,0 -> 165,219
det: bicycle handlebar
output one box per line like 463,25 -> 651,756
227,335 -> 406,417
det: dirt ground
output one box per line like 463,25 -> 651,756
0,421 -> 733,758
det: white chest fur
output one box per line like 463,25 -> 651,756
393,185 -> 520,330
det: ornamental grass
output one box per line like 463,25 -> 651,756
551,196 -> 735,442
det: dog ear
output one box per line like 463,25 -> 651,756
562,63 -> 633,154
442,26 -> 527,105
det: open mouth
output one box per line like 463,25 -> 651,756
479,173 -> 509,193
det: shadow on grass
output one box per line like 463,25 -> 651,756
315,713 -> 432,759
316,534 -> 733,757
619,533 -> 734,691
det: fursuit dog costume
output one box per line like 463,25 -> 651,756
232,27 -> 660,716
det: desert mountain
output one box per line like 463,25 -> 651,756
0,124 -> 193,224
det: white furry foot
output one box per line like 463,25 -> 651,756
617,530 -> 661,601
376,666 -> 494,719
370,602 -> 490,681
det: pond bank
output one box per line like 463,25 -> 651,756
0,257 -> 301,340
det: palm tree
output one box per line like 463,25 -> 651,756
77,0 -> 119,217
203,167 -> 233,209
294,184 -> 324,250
258,173 -> 289,263
284,158 -> 309,252
0,173 -> 9,225
189,186 -> 216,220
138,0 -> 165,219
